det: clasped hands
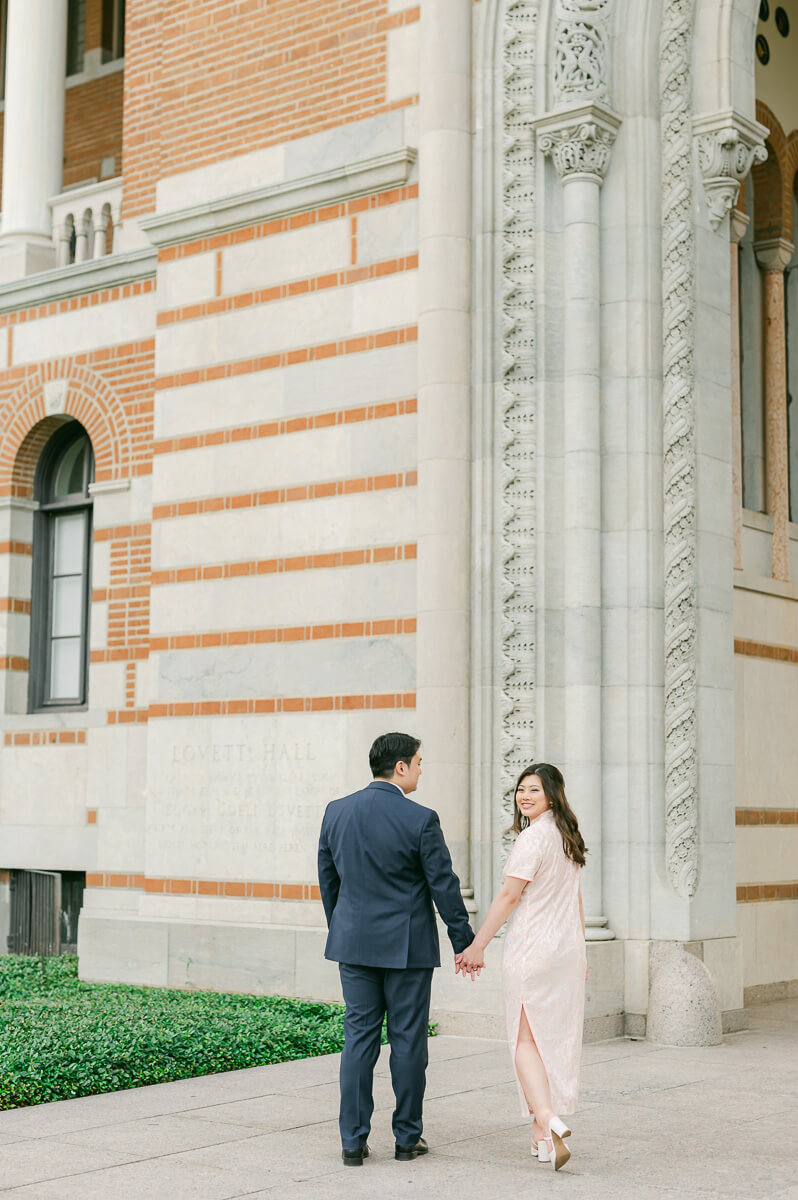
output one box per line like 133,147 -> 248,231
454,941 -> 485,981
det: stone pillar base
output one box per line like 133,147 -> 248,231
0,236 -> 57,282
646,942 -> 722,1046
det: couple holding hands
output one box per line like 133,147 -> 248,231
317,732 -> 588,1173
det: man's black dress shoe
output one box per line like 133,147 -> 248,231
341,1144 -> 370,1166
395,1136 -> 429,1161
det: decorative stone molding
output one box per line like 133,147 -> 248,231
499,0 -> 538,839
730,208 -> 749,247
753,236 -> 794,272
693,110 -> 768,231
140,148 -> 417,248
0,247 -> 155,316
660,0 -> 699,899
553,0 -> 612,107
536,102 -> 620,182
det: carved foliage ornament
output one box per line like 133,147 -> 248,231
693,112 -> 768,230
537,113 -> 619,180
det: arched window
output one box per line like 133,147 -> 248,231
29,424 -> 94,710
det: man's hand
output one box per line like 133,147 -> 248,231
455,941 -> 485,980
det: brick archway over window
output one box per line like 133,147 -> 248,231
752,101 -> 796,243
0,363 -> 133,498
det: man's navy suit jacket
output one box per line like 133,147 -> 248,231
317,780 -> 475,969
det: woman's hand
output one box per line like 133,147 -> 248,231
455,941 -> 485,980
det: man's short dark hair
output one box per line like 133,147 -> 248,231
369,732 -> 420,779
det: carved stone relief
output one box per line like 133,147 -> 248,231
693,110 -> 768,230
660,0 -> 699,899
500,0 -> 538,838
553,0 -> 612,107
536,105 -> 620,180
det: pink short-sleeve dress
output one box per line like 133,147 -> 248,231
501,809 -> 586,1116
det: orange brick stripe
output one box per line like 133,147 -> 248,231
734,638 -> 798,664
737,881 -> 798,902
155,325 -> 418,392
152,398 -> 417,458
0,598 -> 31,614
150,617 -> 416,653
94,522 -> 152,543
92,585 -> 151,604
107,708 -> 149,725
151,470 -> 417,522
0,656 -> 28,672
156,256 -> 418,328
0,541 -> 33,556
158,184 -> 419,262
86,872 -> 322,901
86,872 -> 146,890
736,808 -> 798,825
151,542 -> 417,588
4,730 -> 87,747
0,280 -> 156,329
146,693 -> 416,720
0,869 -> 9,882
90,647 -> 150,664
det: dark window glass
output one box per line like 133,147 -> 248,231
102,0 -> 126,61
66,0 -> 86,76
29,424 -> 94,711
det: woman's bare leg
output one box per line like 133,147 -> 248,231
515,1008 -> 553,1142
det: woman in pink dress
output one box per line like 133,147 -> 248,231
457,763 -> 587,1171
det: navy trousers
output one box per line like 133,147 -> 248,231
338,962 -> 434,1150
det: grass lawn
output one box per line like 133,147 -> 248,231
0,954 -> 353,1110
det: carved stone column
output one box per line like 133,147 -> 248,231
755,237 -> 794,583
693,110 -> 768,231
730,210 -> 748,572
537,102 -> 620,941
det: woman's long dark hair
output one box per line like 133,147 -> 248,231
511,763 -> 587,867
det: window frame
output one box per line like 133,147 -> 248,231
28,424 -> 94,713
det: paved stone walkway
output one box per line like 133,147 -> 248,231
0,998 -> 796,1198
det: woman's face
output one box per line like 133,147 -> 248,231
516,774 -> 549,822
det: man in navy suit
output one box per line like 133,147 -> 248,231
318,731 -> 480,1166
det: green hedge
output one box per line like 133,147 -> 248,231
0,955 -> 356,1110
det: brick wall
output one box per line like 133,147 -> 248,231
63,72 -> 125,189
122,0 -> 419,218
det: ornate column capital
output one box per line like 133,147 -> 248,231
693,109 -> 768,232
535,102 -> 621,185
754,236 -> 794,272
730,208 -> 749,247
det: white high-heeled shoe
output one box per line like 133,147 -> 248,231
546,1116 -> 572,1171
536,1139 -> 550,1163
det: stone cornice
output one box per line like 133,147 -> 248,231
534,102 -> 621,183
140,148 -> 418,249
693,109 -> 768,231
0,247 -> 156,315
